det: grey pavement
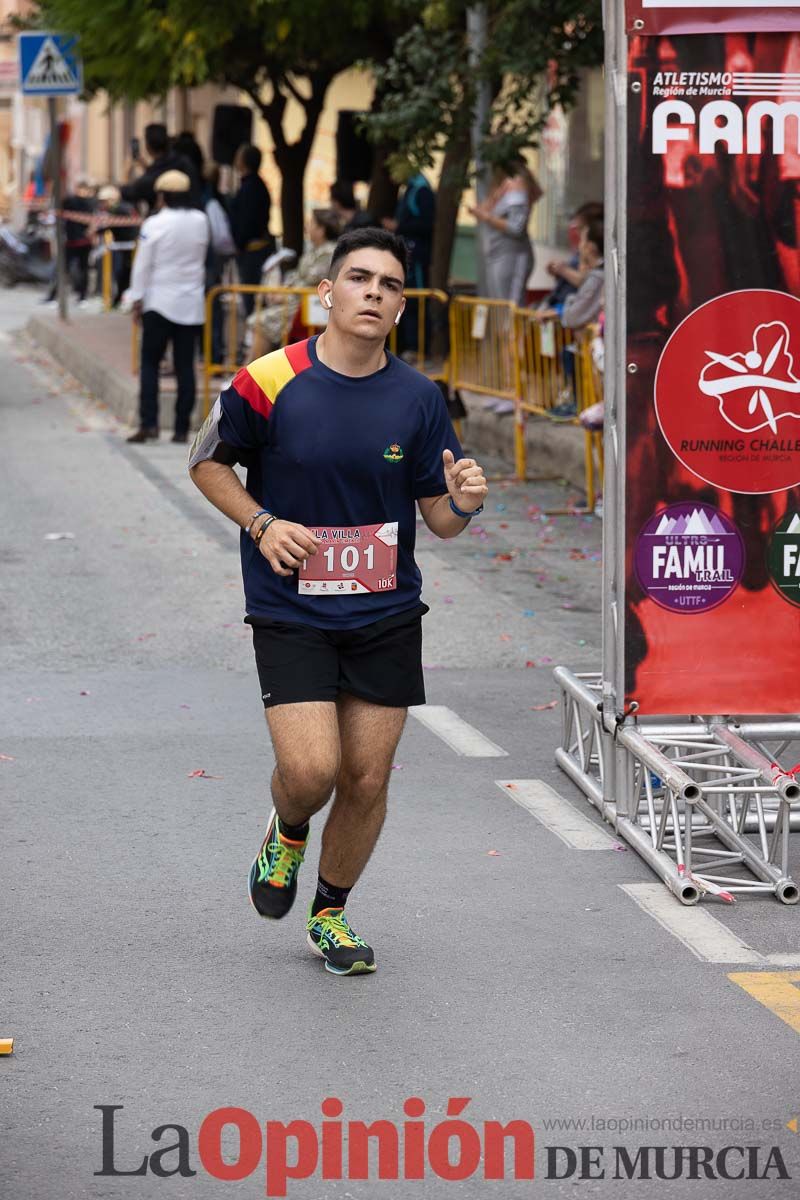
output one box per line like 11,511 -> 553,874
2,285 -> 800,1199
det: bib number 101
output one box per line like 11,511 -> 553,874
323,544 -> 373,573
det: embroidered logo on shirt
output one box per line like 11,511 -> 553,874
383,443 -> 404,463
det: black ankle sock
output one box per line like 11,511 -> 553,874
312,875 -> 352,916
277,816 -> 310,842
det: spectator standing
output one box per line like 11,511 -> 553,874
382,168 -> 435,355
249,207 -> 339,358
330,180 -> 374,232
174,131 -> 205,187
230,144 -> 275,317
204,164 -> 237,363
95,184 -> 139,305
45,179 -> 95,303
469,158 -> 542,305
126,171 -> 209,444
120,124 -> 201,214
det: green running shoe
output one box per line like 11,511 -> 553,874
248,809 -> 307,920
306,906 -> 376,975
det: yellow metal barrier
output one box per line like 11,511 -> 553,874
449,295 -> 518,401
515,309 -> 569,416
574,327 -> 604,513
388,288 -> 450,383
450,296 -> 603,509
102,230 -> 113,312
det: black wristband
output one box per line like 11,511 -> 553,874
253,514 -> 277,546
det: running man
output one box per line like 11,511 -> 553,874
189,228 -> 488,975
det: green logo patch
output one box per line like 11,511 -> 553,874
767,510 -> 800,608
383,443 -> 404,463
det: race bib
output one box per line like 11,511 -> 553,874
299,523 -> 398,595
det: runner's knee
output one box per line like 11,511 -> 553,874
278,758 -> 339,803
336,763 -> 391,806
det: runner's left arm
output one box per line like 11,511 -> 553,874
414,386 -> 488,538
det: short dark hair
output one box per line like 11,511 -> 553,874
574,201 -> 603,224
584,216 -> 604,256
174,130 -> 204,175
330,179 -> 357,210
329,228 -> 409,281
312,208 -> 341,242
144,123 -> 168,156
237,144 -> 262,173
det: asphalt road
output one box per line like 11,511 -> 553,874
2,287 -> 799,1199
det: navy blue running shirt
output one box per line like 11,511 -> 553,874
189,337 -> 463,628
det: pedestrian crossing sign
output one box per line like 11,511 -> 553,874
18,32 -> 82,96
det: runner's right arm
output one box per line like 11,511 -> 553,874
188,387 -> 319,575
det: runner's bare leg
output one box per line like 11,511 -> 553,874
266,702 -> 340,826
318,694 -> 407,887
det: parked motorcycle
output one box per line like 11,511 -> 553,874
0,217 -> 53,287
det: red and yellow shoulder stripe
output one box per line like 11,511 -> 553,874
230,339 -> 313,421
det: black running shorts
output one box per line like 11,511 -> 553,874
247,604 -> 428,709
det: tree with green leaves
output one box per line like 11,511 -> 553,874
34,0 -> 420,251
363,0 -> 603,290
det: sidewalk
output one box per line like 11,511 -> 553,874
27,308 -> 590,490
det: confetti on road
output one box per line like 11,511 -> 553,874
487,850 -> 501,856
187,769 -> 221,779
79,690 -> 90,696
0,754 -> 15,763
44,532 -> 75,541
530,701 -> 558,711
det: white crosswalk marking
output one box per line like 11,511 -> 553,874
495,778 -> 616,849
620,882 -> 764,964
409,705 -> 508,757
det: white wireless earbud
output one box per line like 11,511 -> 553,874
323,294 -> 333,309
394,311 -> 402,326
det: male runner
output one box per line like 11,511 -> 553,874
189,228 -> 488,975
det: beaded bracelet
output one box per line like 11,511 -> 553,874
245,509 -> 270,535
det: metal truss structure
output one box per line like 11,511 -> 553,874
554,669 -> 800,906
553,1 -> 800,907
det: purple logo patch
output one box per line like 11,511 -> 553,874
634,502 -> 744,613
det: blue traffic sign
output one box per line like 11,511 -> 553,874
18,32 -> 82,96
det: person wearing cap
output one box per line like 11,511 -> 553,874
96,185 -> 140,305
126,169 -> 209,444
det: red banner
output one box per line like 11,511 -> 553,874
626,3 -> 800,36
624,27 -> 800,713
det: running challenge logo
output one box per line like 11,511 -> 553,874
654,290 -> 800,493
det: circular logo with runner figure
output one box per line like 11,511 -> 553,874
767,509 -> 800,609
654,290 -> 800,494
634,502 -> 744,613
383,443 -> 404,462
